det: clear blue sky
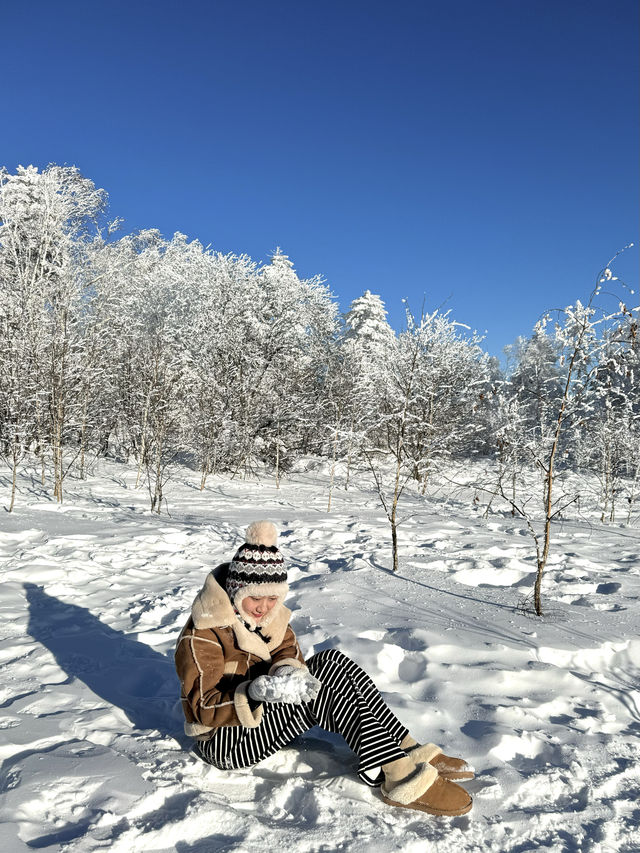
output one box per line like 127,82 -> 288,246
2,0 -> 638,356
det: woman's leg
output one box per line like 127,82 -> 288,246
197,649 -> 411,784
196,699 -> 316,770
304,648 -> 409,785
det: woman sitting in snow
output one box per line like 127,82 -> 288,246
174,521 -> 474,816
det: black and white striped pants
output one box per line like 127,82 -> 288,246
195,648 -> 409,786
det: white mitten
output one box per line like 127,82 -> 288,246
248,667 -> 321,704
275,666 -> 322,702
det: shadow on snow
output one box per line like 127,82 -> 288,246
24,582 -> 184,741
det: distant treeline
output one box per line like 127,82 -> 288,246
1,165 -> 638,520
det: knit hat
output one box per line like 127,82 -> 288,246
226,521 -> 288,629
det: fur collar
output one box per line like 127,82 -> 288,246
191,564 -> 291,661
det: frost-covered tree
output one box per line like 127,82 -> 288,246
183,249 -> 259,487
252,249 -> 338,481
480,390 -> 529,517
0,164 -> 106,502
112,232 -> 194,511
503,247 -> 637,614
344,290 -> 395,348
576,303 -> 640,521
342,290 -> 396,405
366,307 -> 489,570
181,247 -> 337,487
335,290 -> 397,489
400,311 -> 489,489
504,323 -> 563,451
0,282 -> 37,510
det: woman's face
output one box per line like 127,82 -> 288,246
241,595 -> 279,623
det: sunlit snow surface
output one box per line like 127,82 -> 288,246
1,461 -> 639,852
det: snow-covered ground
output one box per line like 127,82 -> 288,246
1,460 -> 639,852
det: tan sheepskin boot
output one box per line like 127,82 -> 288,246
380,755 -> 472,816
400,736 -> 475,781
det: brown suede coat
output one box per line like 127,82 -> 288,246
175,563 -> 307,738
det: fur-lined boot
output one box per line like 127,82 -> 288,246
400,736 -> 475,781
380,755 -> 472,816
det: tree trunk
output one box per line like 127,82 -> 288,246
51,310 -> 70,504
390,449 -> 404,572
532,313 -> 590,616
421,393 -> 434,496
200,455 -> 209,491
8,447 -> 18,513
534,459 -> 554,616
327,423 -> 339,512
154,479 -> 163,513
135,389 -> 152,489
345,419 -> 354,491
35,398 -> 47,486
391,501 -> 399,572
53,398 -> 64,502
627,463 -> 639,525
79,394 -> 89,480
600,445 -> 610,523
483,466 -> 504,519
151,415 -> 167,513
420,463 -> 430,496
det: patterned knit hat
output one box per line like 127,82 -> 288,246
226,521 -> 288,628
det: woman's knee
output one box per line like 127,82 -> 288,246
306,648 -> 352,675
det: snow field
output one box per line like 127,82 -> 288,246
1,460 -> 639,852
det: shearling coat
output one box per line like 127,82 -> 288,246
175,563 -> 307,738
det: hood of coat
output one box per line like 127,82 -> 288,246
190,564 -> 292,661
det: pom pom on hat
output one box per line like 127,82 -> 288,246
245,520 -> 278,547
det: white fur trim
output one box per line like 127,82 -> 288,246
409,743 -> 442,764
234,605 -> 291,657
184,720 -> 213,737
234,681 -> 264,728
190,568 -> 291,654
192,571 -> 236,629
268,657 -> 308,676
245,521 -> 278,547
381,763 -> 438,806
231,618 -> 272,660
232,582 -> 289,630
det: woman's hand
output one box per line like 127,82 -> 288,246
248,667 -> 321,704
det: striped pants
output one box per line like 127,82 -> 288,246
196,649 -> 409,786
